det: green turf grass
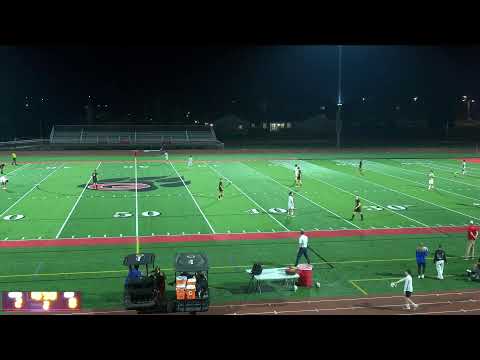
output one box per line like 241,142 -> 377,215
1,152 -> 480,312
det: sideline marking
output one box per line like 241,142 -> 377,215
135,156 -> 139,254
0,164 -> 64,218
55,162 -> 102,239
350,280 -> 368,295
169,161 -> 215,233
0,257 -> 464,280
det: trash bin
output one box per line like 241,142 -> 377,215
297,264 -> 313,287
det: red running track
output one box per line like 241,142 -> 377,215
0,226 -> 467,249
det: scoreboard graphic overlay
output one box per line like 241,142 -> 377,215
2,292 -> 81,312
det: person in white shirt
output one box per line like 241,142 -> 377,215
294,230 -> 311,266
164,151 -> 169,161
287,191 -> 295,217
392,270 -> 418,310
462,160 -> 466,175
187,155 -> 193,167
0,175 -> 8,190
428,170 -> 435,190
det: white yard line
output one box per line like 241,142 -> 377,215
135,157 -> 140,253
0,164 -> 64,218
3,163 -> 31,176
376,161 -> 480,202
206,162 -> 290,231
55,162 -> 102,239
169,161 -> 215,233
318,162 -> 480,222
402,160 -> 480,178
297,161 -> 429,227
243,162 -> 360,229
382,161 -> 480,195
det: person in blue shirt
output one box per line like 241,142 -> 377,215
416,243 -> 429,279
125,264 -> 143,285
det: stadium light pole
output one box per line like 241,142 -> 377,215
335,45 -> 343,149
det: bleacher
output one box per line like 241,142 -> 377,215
50,125 -> 223,149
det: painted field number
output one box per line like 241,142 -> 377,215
3,214 -> 25,221
114,211 -> 161,218
142,211 -> 160,217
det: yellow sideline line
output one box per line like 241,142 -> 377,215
349,280 -> 368,295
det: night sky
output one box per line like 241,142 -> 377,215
1,45 -> 479,138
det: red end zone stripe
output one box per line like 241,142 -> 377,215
0,226 -> 467,248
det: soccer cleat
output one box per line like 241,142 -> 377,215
421,274 -> 425,279
418,275 -> 421,279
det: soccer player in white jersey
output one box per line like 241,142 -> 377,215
428,169 -> 435,190
164,151 -> 169,161
287,191 -> 295,217
0,175 -> 8,190
462,160 -> 466,175
391,270 -> 419,310
187,155 -> 193,167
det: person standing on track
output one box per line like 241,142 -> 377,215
433,244 -> 447,280
287,191 -> 295,217
466,220 -> 478,260
294,230 -> 311,266
91,169 -> 99,190
416,242 -> 429,279
11,153 -> 17,166
350,196 -> 364,221
391,270 -> 419,311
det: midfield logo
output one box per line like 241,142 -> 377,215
83,176 -> 190,192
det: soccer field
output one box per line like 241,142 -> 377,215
1,150 -> 480,312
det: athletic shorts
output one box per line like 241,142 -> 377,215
428,179 -> 434,185
354,208 -> 362,213
405,291 -> 412,298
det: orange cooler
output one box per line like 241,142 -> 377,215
176,284 -> 186,300
186,284 -> 196,300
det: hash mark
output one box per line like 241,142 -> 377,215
104,234 -> 107,237
88,235 -> 91,238
3,237 -> 8,240
120,234 -> 123,237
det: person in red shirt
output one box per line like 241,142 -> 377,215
466,220 -> 478,260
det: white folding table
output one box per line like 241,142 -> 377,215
246,268 -> 300,294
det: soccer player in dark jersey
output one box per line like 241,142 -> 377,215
218,178 -> 224,200
351,196 -> 364,221
296,167 -> 302,187
359,160 -> 363,175
0,163 -> 5,174
91,169 -> 98,190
